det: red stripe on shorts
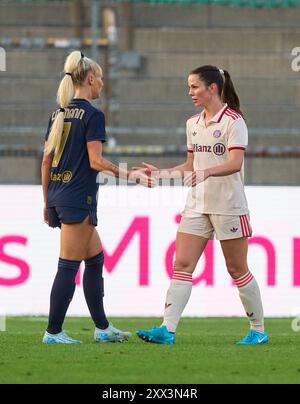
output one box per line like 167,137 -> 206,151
240,215 -> 251,237
239,215 -> 246,237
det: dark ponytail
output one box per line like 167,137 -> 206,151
222,70 -> 243,117
190,65 -> 243,117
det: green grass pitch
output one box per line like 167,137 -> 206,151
0,317 -> 299,384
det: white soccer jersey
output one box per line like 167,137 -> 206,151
184,103 -> 249,216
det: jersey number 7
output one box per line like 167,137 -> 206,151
52,122 -> 72,168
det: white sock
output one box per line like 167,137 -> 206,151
162,271 -> 193,333
234,272 -> 265,333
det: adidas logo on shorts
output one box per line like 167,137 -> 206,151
230,227 -> 238,233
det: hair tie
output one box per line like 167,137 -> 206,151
59,108 -> 65,113
219,69 -> 224,75
81,52 -> 85,59
65,72 -> 72,77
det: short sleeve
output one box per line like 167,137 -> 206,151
227,118 -> 248,151
186,120 -> 194,154
85,111 -> 106,143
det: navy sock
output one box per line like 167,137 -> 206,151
47,258 -> 81,334
83,251 -> 109,330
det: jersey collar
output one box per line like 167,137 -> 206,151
197,103 -> 228,126
72,98 -> 91,104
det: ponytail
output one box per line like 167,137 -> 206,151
222,70 -> 243,117
44,50 -> 101,155
190,65 -> 243,117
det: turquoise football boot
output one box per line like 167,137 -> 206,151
136,325 -> 175,345
237,330 -> 269,345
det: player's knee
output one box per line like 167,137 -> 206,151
174,259 -> 193,273
226,264 -> 247,280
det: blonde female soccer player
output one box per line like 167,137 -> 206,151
41,51 -> 154,344
136,65 -> 268,345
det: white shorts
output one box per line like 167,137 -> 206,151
178,213 -> 252,241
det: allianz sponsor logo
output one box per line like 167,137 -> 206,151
193,144 -> 212,153
0,47 -> 6,71
193,143 -> 226,156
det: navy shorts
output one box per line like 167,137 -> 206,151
47,207 -> 98,228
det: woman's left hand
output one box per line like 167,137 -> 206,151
183,169 -> 210,187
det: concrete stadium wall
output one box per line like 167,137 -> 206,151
0,1 -> 299,184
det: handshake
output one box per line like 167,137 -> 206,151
127,162 -> 209,188
127,162 -> 158,188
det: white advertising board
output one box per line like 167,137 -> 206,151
0,185 -> 299,317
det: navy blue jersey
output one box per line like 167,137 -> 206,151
45,98 -> 106,210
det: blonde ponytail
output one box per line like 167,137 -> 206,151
45,50 -> 86,155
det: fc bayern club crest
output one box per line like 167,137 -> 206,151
213,130 -> 222,139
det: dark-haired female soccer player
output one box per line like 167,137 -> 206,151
136,66 -> 268,345
41,51 -> 154,344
